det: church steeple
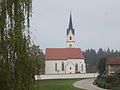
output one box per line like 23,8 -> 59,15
69,13 -> 73,29
67,13 -> 75,36
66,13 -> 75,48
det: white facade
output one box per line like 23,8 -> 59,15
66,30 -> 75,48
45,59 -> 86,74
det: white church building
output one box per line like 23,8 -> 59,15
45,14 -> 86,74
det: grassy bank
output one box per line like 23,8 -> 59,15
35,78 -> 85,90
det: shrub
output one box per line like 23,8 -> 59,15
95,74 -> 120,89
103,75 -> 116,83
96,81 -> 110,89
96,75 -> 101,81
111,86 -> 120,90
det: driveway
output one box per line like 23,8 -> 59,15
73,78 -> 107,90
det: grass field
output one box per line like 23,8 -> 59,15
35,78 -> 85,90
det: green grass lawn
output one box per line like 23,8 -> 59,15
35,78 -> 86,90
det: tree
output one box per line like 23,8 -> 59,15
84,49 -> 97,72
0,0 -> 35,90
97,57 -> 107,75
29,45 -> 45,74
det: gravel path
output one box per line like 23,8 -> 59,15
73,78 -> 108,90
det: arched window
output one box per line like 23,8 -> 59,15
70,36 -> 72,40
55,63 -> 57,71
75,63 -> 78,71
81,64 -> 83,71
69,44 -> 72,47
62,62 -> 64,71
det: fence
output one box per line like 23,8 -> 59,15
35,73 -> 99,80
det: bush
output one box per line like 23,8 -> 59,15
111,86 -> 120,90
97,81 -> 110,89
103,75 -> 117,83
95,75 -> 120,89
96,75 -> 101,81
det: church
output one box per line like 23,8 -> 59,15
45,14 -> 86,74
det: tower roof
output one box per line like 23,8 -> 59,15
69,13 -> 73,29
67,13 -> 75,35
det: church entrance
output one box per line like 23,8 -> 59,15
66,62 -> 75,74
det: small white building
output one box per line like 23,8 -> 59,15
45,13 -> 86,74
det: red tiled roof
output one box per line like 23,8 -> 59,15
45,48 -> 84,60
106,58 -> 120,65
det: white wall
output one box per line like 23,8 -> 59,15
45,60 -> 66,74
35,73 -> 99,80
45,59 -> 86,74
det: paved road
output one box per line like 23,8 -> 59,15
73,78 -> 107,90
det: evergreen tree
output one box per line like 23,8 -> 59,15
97,57 -> 107,75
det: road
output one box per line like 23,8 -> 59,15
73,78 -> 107,90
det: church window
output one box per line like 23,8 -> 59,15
75,63 -> 78,71
55,63 -> 57,71
70,36 -> 72,40
81,64 -> 83,71
70,67 -> 71,70
69,44 -> 72,47
62,62 -> 64,71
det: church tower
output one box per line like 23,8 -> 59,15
66,13 -> 75,48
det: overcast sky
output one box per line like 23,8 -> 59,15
31,0 -> 120,52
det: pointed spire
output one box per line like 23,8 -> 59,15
69,12 -> 73,29
67,12 -> 75,35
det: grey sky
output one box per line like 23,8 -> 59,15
31,0 -> 120,52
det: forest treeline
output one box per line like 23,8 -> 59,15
84,48 -> 120,72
